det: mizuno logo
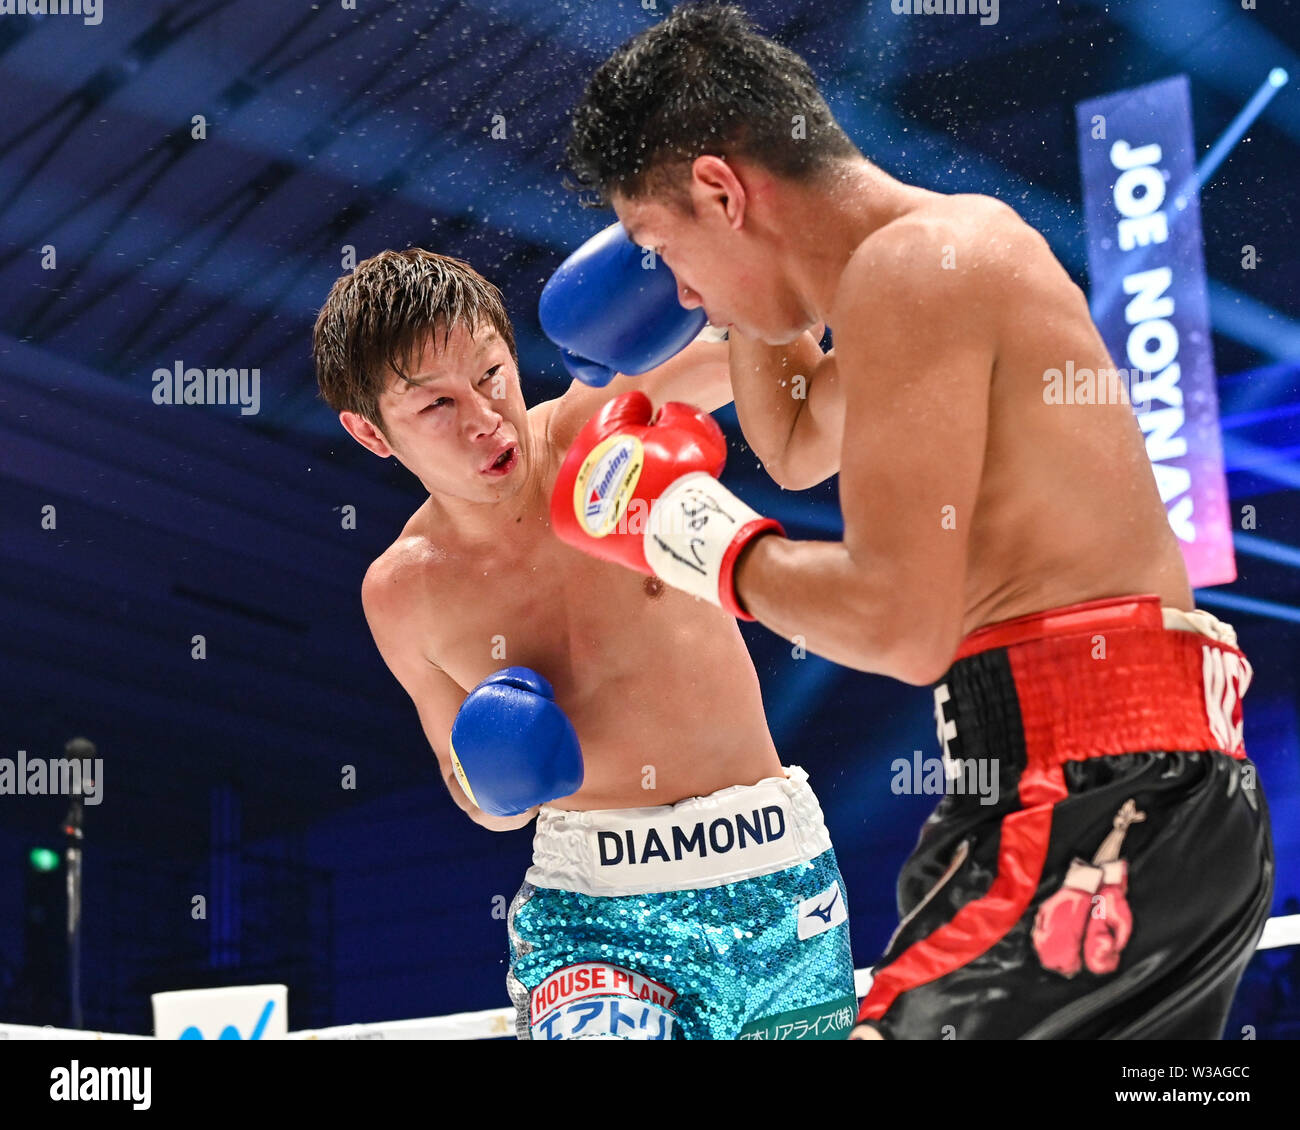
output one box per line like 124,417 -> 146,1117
805,888 -> 840,923
797,880 -> 847,940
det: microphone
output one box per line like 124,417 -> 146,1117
63,737 -> 97,834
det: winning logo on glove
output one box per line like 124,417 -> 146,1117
573,435 -> 644,538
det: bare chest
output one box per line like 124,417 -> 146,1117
426,536 -> 672,695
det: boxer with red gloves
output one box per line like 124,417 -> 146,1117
538,221 -> 787,619
314,247 -> 856,1040
549,391 -> 780,619
554,4 -> 1274,1040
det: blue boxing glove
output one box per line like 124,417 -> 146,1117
538,222 -> 707,387
448,667 -> 583,817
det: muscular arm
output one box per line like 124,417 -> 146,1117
361,561 -> 537,832
729,331 -> 844,490
733,221 -> 996,685
547,335 -> 732,450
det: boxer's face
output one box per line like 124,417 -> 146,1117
615,185 -> 809,345
361,323 -> 529,502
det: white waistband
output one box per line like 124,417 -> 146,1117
1163,607 -> 1239,648
524,765 -> 832,897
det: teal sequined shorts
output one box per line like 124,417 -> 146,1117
506,766 -> 857,1040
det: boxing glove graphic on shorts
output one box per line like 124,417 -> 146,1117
1031,858 -> 1103,979
1083,860 -> 1135,975
1033,800 -> 1144,978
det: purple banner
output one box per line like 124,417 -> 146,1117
1076,75 -> 1235,588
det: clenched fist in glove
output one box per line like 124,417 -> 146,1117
550,391 -> 783,620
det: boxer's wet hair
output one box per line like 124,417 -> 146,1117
565,2 -> 858,208
313,249 -> 518,430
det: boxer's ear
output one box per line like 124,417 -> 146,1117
339,409 -> 395,459
689,154 -> 747,231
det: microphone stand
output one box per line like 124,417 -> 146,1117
64,795 -> 83,1031
62,736 -> 95,1031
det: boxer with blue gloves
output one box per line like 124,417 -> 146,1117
538,220 -> 711,388
448,667 -> 583,818
314,245 -> 856,1040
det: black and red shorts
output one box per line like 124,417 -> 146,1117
857,595 -> 1275,1039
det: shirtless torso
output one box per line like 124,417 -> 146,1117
553,5 -> 1264,1042
852,191 -> 1194,635
616,168 -> 1193,682
361,341 -> 779,827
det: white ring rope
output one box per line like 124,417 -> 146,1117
4,914 -> 1295,1041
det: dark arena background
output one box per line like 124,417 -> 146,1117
1,0 -> 1298,1043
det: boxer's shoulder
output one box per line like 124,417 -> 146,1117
833,195 -> 1043,332
366,492 -> 478,598
358,532 -> 456,692
362,529 -> 447,622
533,388 -> 589,458
850,195 -> 1033,275
526,396 -> 559,440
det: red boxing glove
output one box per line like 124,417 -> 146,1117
550,392 -> 782,620
1083,860 -> 1134,975
1031,859 -> 1103,978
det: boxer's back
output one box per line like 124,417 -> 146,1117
867,194 -> 1194,635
